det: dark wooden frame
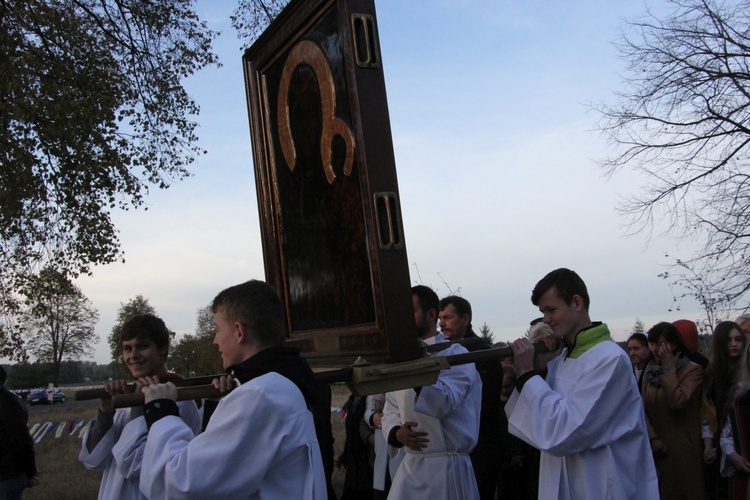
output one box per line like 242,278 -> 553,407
243,0 -> 419,365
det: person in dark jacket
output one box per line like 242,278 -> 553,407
0,365 -> 38,499
337,394 -> 374,500
496,364 -> 539,500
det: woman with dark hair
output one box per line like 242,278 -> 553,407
703,321 -> 745,499
718,337 -> 750,498
628,332 -> 651,390
642,321 -> 705,499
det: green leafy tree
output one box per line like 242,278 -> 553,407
478,322 -> 495,345
0,315 -> 26,362
192,304 -> 221,375
6,362 -> 54,390
1,281 -> 26,361
195,304 -> 216,340
77,361 -> 117,382
170,334 -> 201,378
20,268 -> 99,386
596,0 -> 750,310
171,305 -> 222,376
58,360 -> 84,385
108,295 -> 157,373
0,0 -> 219,313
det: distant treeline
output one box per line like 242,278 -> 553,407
2,360 -> 118,389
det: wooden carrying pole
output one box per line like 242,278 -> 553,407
74,367 -> 353,404
74,342 -> 549,408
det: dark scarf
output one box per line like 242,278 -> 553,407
645,355 -> 690,388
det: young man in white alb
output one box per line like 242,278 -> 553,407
506,268 -> 659,499
137,280 -> 327,499
382,285 -> 482,500
79,314 -> 201,500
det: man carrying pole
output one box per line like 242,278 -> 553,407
382,285 -> 482,499
505,268 -> 658,499
79,313 -> 201,500
137,280 -> 327,499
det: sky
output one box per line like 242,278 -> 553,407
67,0 -> 711,365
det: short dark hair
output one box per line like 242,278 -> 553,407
412,285 -> 439,317
0,365 -> 6,387
531,268 -> 590,310
120,314 -> 171,359
439,295 -> 472,319
212,280 -> 283,347
647,322 -> 690,356
627,332 -> 649,347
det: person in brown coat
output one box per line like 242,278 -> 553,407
642,321 -> 706,499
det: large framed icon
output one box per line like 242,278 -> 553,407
243,0 -> 419,365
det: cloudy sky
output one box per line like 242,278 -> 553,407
70,0 -> 708,364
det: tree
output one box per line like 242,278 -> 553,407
5,361 -> 54,389
0,313 -> 26,362
659,260 -> 724,334
230,0 -> 288,49
596,0 -> 750,310
5,360 -> 92,388
19,268 -> 99,385
631,319 -> 646,334
170,334 -> 200,378
108,294 -> 157,375
77,360 -> 118,382
195,304 -> 216,340
478,322 -> 495,345
190,304 -> 222,375
1,274 -> 26,361
171,305 -> 221,376
57,360 -> 84,385
0,0 -> 219,313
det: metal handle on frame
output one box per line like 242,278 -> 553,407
374,192 -> 404,250
351,13 -> 381,68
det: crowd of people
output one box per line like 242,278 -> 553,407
625,313 -> 750,500
7,271 -> 750,498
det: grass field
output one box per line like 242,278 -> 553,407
23,384 -> 352,499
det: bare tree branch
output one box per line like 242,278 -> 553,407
595,0 -> 750,311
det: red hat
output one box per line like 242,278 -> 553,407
673,319 -> 699,354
